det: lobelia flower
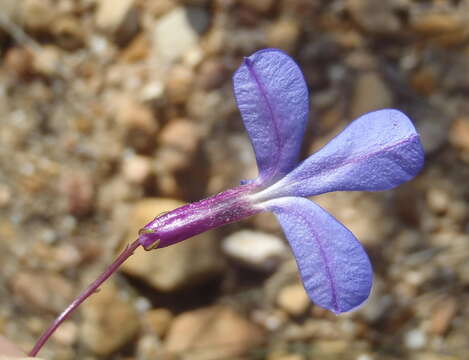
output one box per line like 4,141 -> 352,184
139,48 -> 425,314
29,48 -> 425,357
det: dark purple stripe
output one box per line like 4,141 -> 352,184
244,57 -> 282,182
138,185 -> 261,250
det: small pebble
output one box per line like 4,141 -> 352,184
0,185 -> 11,207
153,6 -> 209,64
405,328 -> 427,350
222,230 -> 287,270
449,117 -> 469,152
96,0 -> 139,45
4,47 -> 33,78
426,188 -> 450,215
20,0 -> 55,31
165,65 -> 195,105
122,155 -> 152,184
276,283 -> 310,316
52,321 -> 77,346
430,297 -> 457,335
144,308 -> 174,337
159,118 -> 200,154
32,46 -> 61,77
350,71 -> 393,119
267,18 -> 300,53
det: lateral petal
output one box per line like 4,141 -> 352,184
260,109 -> 424,198
262,197 -> 373,314
233,48 -> 309,186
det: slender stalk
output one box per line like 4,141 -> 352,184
28,239 -> 141,357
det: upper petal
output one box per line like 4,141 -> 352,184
262,197 -> 373,314
258,109 -> 424,198
233,48 -> 309,186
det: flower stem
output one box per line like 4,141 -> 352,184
28,239 -> 141,357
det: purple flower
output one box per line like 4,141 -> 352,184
28,49 -> 425,358
139,49 -> 424,314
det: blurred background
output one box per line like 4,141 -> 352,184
0,0 -> 468,359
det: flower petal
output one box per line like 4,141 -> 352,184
260,109 -> 424,198
233,48 -> 309,186
262,197 -> 373,314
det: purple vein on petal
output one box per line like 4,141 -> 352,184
254,131 -> 423,200
295,134 -> 422,183
233,49 -> 310,187
264,197 -> 373,314
244,57 -> 282,182
285,207 -> 339,313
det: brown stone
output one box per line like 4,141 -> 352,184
116,97 -> 158,133
120,33 -> 150,63
121,199 -> 224,291
268,354 -> 305,360
80,280 -> 139,355
60,170 -> 95,217
166,65 -> 195,105
51,15 -> 85,50
114,96 -> 158,152
239,0 -> 274,13
4,47 -> 33,78
411,66 -> 437,96
412,13 -> 463,35
449,117 -> 469,152
430,297 -> 457,335
197,58 -> 228,90
277,283 -> 310,316
347,0 -> 400,34
159,119 -> 200,154
11,271 -> 73,313
20,0 -> 55,32
413,354 -> 459,360
165,306 -> 264,360
142,0 -> 177,18
96,0 -> 140,45
411,12 -> 468,46
345,51 -> 378,71
155,147 -> 190,173
144,308 -> 174,337
312,340 -> 349,356
426,187 -> 450,215
267,18 -> 300,53
350,72 -> 393,119
0,185 -> 11,208
154,172 -> 181,198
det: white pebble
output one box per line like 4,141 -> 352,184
405,328 -> 427,349
222,230 -> 287,270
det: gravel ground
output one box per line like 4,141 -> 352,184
0,0 -> 468,359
